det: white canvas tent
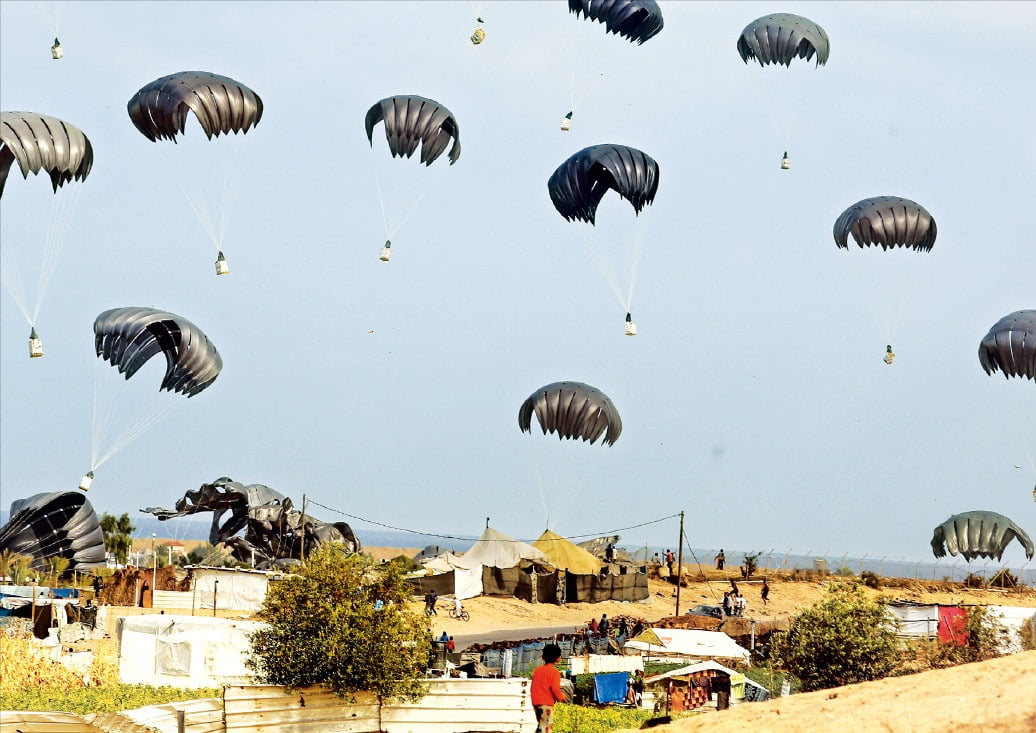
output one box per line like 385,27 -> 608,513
117,614 -> 264,687
460,526 -> 551,568
190,566 -> 276,612
624,628 -> 750,662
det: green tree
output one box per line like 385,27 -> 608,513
770,581 -> 900,691
247,543 -> 430,701
45,555 -> 71,586
1,550 -> 34,584
99,513 -> 134,565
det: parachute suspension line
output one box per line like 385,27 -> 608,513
369,146 -> 392,238
389,166 -> 448,237
625,218 -> 648,313
32,185 -> 80,324
91,399 -> 179,471
0,248 -> 33,326
90,362 -> 119,469
182,186 -> 223,251
579,227 -> 627,311
37,0 -> 60,38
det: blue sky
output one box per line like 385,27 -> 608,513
2,1 -> 1034,564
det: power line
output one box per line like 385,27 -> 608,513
306,498 -> 679,545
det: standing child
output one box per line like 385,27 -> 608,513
531,643 -> 568,733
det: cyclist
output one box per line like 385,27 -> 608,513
454,596 -> 464,618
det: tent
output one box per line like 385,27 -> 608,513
461,527 -> 551,568
645,660 -> 770,708
623,628 -> 750,662
532,530 -> 602,574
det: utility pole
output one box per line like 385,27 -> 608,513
300,494 -> 307,561
675,511 -> 685,616
151,533 -> 157,604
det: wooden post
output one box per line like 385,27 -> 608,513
674,511 -> 685,616
300,494 -> 307,561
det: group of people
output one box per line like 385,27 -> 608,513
722,589 -> 746,616
586,613 -> 633,638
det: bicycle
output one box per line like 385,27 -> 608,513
448,605 -> 470,621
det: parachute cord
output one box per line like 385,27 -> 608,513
37,0 -> 60,37
217,155 -> 240,252
388,167 -> 448,237
32,185 -> 80,324
0,247 -> 33,326
91,361 -> 118,469
579,227 -> 630,312
572,72 -> 607,113
182,185 -> 223,251
625,218 -> 648,312
369,146 -> 392,238
92,399 -> 179,471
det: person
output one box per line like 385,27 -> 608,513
722,591 -> 732,616
761,579 -> 770,606
588,617 -> 598,635
736,593 -> 747,617
531,643 -> 568,733
605,543 -> 615,563
454,596 -> 463,617
712,671 -> 731,710
598,614 -> 609,637
632,669 -> 644,707
715,549 -> 725,570
92,575 -> 101,595
426,589 -> 438,615
617,616 -> 628,638
729,579 -> 739,596
664,549 -> 675,575
446,636 -> 455,652
440,631 -> 449,644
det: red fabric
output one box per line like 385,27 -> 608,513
938,605 -> 968,645
531,663 -> 565,706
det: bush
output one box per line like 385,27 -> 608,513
0,684 -> 219,714
248,543 -> 430,701
770,581 -> 900,691
860,570 -> 880,589
963,572 -> 985,588
551,702 -> 694,732
904,606 -> 1009,671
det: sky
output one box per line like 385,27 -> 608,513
1,1 -> 1034,566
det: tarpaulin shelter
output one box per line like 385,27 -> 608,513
532,530 -> 602,574
624,628 -> 750,662
645,660 -> 770,710
594,671 -> 629,704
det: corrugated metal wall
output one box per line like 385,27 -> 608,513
224,678 -> 534,733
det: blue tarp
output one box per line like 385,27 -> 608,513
594,672 -> 629,704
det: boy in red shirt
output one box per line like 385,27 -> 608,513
530,643 -> 568,733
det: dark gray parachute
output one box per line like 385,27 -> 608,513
0,492 -> 106,571
365,95 -> 461,166
931,511 -> 1034,561
94,307 -> 222,397
568,0 -> 664,45
127,71 -> 263,143
0,111 -> 94,197
519,381 -> 622,446
548,144 -> 659,224
737,13 -> 830,67
142,476 -> 361,567
833,196 -> 937,252
979,310 -> 1036,381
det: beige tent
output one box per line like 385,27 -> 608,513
460,526 -> 552,568
532,529 -> 602,575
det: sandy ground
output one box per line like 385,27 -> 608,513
615,651 -> 1036,733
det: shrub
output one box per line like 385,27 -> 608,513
770,581 -> 900,691
860,570 -> 880,589
551,702 -> 694,732
963,572 -> 985,588
740,552 -> 761,579
248,543 -> 430,701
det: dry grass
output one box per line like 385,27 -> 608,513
0,635 -> 119,693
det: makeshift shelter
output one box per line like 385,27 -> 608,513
532,530 -> 602,575
190,566 -> 277,612
623,628 -> 750,662
645,660 -> 770,711
461,526 -> 553,601
117,614 -> 263,687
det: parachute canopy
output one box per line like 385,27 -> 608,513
365,95 -> 461,166
548,144 -> 659,224
0,491 -> 106,572
931,511 -> 1034,561
568,0 -> 664,45
737,13 -> 830,67
0,111 -> 94,197
978,310 -> 1036,381
94,307 -> 222,397
127,71 -> 263,143
519,381 -> 622,446
833,196 -> 937,252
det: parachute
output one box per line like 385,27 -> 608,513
567,0 -> 664,45
548,144 -> 659,224
737,13 -> 830,67
931,511 -> 1034,562
833,196 -> 937,252
365,95 -> 461,166
0,491 -> 106,571
978,310 -> 1036,381
94,307 -> 222,397
0,111 -> 94,197
518,381 -> 622,446
127,71 -> 264,143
